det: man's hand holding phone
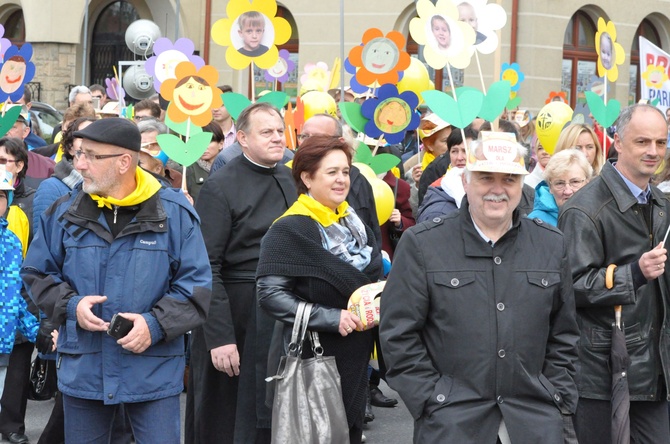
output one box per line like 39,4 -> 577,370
112,313 -> 152,354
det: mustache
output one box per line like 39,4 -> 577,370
483,193 -> 509,203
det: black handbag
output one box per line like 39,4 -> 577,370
28,356 -> 58,401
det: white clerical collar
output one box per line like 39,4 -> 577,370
243,153 -> 277,169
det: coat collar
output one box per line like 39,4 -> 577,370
601,160 -> 665,213
459,197 -> 521,257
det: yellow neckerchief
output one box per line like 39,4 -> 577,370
54,131 -> 64,163
278,193 -> 349,227
90,167 -> 162,210
421,151 -> 436,170
6,205 -> 29,257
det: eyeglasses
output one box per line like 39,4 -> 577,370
91,95 -> 103,100
73,150 -> 125,162
0,158 -> 18,165
297,133 -> 311,142
551,178 -> 586,191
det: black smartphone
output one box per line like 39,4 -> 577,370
107,314 -> 134,339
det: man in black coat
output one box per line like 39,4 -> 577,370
559,104 -> 670,443
381,136 -> 579,443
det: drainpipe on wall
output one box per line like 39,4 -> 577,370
204,0 -> 212,64
510,0 -> 519,63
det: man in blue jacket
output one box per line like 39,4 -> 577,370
21,118 -> 212,444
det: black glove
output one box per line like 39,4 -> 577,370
35,319 -> 56,355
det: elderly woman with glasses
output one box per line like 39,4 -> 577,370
528,148 -> 593,226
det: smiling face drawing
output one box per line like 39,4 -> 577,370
268,57 -> 289,78
0,56 -> 26,94
374,98 -> 411,133
172,76 -> 214,116
361,37 -> 400,75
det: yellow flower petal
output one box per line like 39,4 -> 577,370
227,0 -> 252,19
272,17 -> 292,46
614,42 -> 625,65
211,18 -> 233,47
254,46 -> 279,70
226,46 -> 252,70
415,0 -> 436,21
607,65 -> 618,83
409,17 -> 427,45
253,0 -> 277,18
423,45 -> 447,70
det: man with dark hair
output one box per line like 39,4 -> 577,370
559,103 -> 670,444
133,99 -> 161,121
22,118 -> 212,443
186,102 -> 297,444
88,84 -> 107,108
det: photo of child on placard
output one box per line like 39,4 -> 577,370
426,14 -> 463,57
457,2 -> 487,45
600,32 -> 614,70
231,11 -> 275,57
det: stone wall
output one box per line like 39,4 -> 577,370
30,42 -> 77,112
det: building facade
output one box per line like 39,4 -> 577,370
1,0 -> 667,114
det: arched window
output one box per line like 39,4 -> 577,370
629,19 -> 661,104
561,11 -> 597,108
90,1 -> 140,86
252,6 -> 299,98
4,10 -> 25,46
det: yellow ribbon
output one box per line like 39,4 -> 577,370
278,194 -> 349,227
90,167 -> 161,210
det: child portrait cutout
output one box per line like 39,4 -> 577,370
425,14 -> 464,57
457,2 -> 487,45
231,11 -> 275,58
600,32 -> 614,70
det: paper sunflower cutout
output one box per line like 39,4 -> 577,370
361,84 -> 420,144
545,91 -> 568,104
348,28 -> 410,88
211,0 -> 291,70
409,0 -> 476,70
145,38 -> 205,93
457,0 -> 507,55
0,45 -> 35,102
264,49 -> 295,83
500,62 -> 524,92
299,61 -> 334,95
595,18 -> 625,82
642,64 -> 668,89
0,26 -> 11,60
160,61 -> 223,127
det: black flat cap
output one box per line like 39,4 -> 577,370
73,117 -> 141,152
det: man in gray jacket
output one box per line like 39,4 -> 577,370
559,104 -> 670,443
381,133 -> 579,443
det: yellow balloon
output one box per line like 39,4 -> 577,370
301,91 -> 337,121
397,57 -> 432,103
352,162 -> 377,182
370,177 -> 394,225
535,102 -> 574,155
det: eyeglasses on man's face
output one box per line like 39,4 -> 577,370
73,150 -> 124,162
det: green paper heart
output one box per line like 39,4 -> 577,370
156,131 -> 213,167
0,107 -> 21,138
339,102 -> 368,134
222,92 -> 252,121
257,91 -> 289,110
369,153 -> 401,175
164,113 -> 203,138
585,91 -> 620,128
421,89 -> 484,129
506,96 -> 521,111
353,141 -> 373,164
479,81 -> 512,122
651,97 -> 660,107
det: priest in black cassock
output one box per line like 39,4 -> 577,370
185,102 -> 297,444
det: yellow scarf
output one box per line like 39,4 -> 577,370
421,151 -> 436,170
90,167 -> 162,210
279,194 -> 349,227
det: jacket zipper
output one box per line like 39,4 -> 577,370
113,205 -> 118,224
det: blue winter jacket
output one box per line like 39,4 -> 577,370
0,219 -> 38,355
21,186 -> 212,404
527,181 -> 559,227
417,185 -> 458,224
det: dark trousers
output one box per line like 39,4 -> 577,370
575,397 -> 670,444
0,341 -> 34,435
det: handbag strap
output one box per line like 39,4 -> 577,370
287,302 -> 313,357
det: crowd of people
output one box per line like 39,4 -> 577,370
0,78 -> 670,444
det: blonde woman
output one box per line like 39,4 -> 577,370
528,149 -> 593,226
554,123 -> 604,175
